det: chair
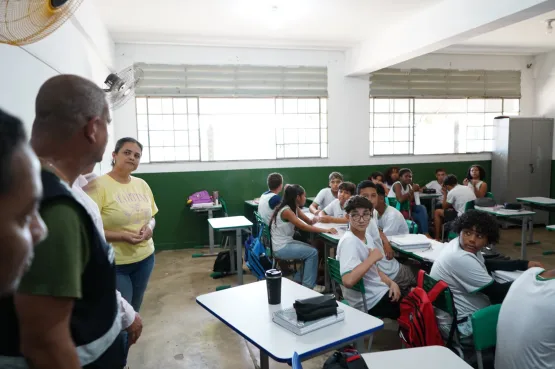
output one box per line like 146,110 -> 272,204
471,304 -> 501,369
485,192 -> 494,200
292,352 -> 302,369
327,257 -> 373,351
406,219 -> 418,234
421,272 -> 464,358
219,197 -> 236,248
255,211 -> 304,282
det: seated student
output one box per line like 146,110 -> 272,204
387,168 -> 430,237
309,172 -> 343,214
495,267 -> 555,369
430,211 -> 542,343
383,166 -> 400,191
357,181 -> 415,295
463,164 -> 488,198
336,196 -> 401,318
317,181 -> 356,224
422,168 -> 446,206
270,184 -> 337,293
373,183 -> 409,236
258,172 -> 283,225
433,174 -> 476,241
368,171 -> 384,186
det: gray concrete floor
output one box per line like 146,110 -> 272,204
128,227 -> 555,369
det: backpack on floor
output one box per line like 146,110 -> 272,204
323,347 -> 368,369
213,250 -> 232,274
397,270 -> 447,348
244,228 -> 272,280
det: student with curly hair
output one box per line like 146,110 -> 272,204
431,210 -> 543,342
463,164 -> 488,198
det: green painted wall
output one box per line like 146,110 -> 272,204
136,160 -> 491,250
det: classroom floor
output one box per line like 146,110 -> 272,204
128,227 -> 555,369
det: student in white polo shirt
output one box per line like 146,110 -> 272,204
422,168 -> 446,205
257,173 -> 283,225
495,267 -> 555,369
374,183 -> 409,237
430,211 -> 542,343
317,181 -> 356,224
336,196 -> 401,318
433,174 -> 476,241
356,181 -> 415,295
309,172 -> 343,214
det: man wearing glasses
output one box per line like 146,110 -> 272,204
336,195 -> 402,319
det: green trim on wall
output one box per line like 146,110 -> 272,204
136,160 -> 491,250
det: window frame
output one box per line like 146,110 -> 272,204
369,97 -> 520,156
136,96 -> 328,163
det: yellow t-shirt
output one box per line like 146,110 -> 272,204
87,174 -> 158,265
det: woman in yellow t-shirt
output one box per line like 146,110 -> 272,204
87,137 -> 158,311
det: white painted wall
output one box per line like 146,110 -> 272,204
0,0 -> 116,171
114,43 -> 535,173
533,51 -> 555,159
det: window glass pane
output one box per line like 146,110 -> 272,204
284,144 -> 299,158
394,99 -> 410,112
305,129 -> 319,144
148,115 -> 163,130
503,99 -> 520,114
297,99 -> 306,113
484,126 -> 494,140
484,140 -> 494,152
190,147 -> 200,161
393,142 -> 410,155
162,115 -> 174,131
141,149 -> 150,163
136,98 -> 147,114
485,113 -> 500,125
320,128 -> 327,143
414,113 -> 456,154
321,98 -> 327,113
161,98 -> 173,114
189,130 -> 199,147
173,98 -> 187,114
148,98 -> 162,114
149,131 -> 164,147
150,147 -> 164,162
138,130 -> 149,147
394,127 -> 410,140
284,128 -> 298,144
321,114 -> 327,129
467,99 -> 485,112
374,114 -> 392,127
174,115 -> 187,130
467,113 -> 485,127
175,131 -> 189,146
188,98 -> 198,114
137,115 -> 148,130
276,144 -> 284,158
320,143 -> 328,158
374,99 -> 391,113
284,99 -> 297,113
303,114 -> 320,128
175,147 -> 189,161
299,144 -> 319,157
467,127 -> 484,140
373,142 -> 393,155
467,140 -> 484,153
188,115 -> 199,130
485,99 -> 502,112
373,127 -> 394,142
393,114 -> 410,127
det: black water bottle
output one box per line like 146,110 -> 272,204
265,269 -> 282,305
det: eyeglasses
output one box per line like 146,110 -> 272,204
350,213 -> 372,222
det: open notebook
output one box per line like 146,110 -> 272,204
389,234 -> 431,250
273,307 -> 345,335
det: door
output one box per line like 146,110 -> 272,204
506,119 -> 532,202
530,119 -> 553,198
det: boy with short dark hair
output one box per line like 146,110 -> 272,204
258,172 -> 283,225
357,181 -> 415,295
422,168 -> 446,203
433,174 -> 476,241
317,181 -> 356,224
336,195 -> 401,318
309,171 -> 343,214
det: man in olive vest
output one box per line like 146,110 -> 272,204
0,75 -> 124,369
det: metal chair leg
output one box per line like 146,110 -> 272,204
477,350 -> 484,369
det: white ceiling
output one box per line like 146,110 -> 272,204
444,10 -> 555,55
95,0 -> 441,49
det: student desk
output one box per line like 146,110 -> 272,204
548,225 -> 555,231
517,197 -> 555,245
419,192 -> 442,214
208,216 -> 252,285
474,206 -> 536,259
190,203 -> 223,256
196,279 -> 384,369
362,346 -> 472,369
388,238 -> 446,266
245,199 -> 259,208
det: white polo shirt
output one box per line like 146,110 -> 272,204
430,237 -> 492,336
377,205 -> 409,236
336,230 -> 389,311
446,184 -> 476,215
425,180 -> 444,201
495,267 -> 555,369
313,187 -> 337,210
323,199 -> 345,218
366,210 -> 400,280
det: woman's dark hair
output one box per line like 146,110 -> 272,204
111,137 -> 143,166
270,184 -> 305,226
356,180 -> 376,195
344,195 -> 373,213
369,171 -> 384,181
0,109 -> 27,195
384,166 -> 400,185
451,210 -> 500,244
466,164 -> 486,181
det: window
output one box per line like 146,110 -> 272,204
369,98 -> 519,155
136,97 -> 327,163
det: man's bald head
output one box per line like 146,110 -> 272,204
31,75 -> 108,143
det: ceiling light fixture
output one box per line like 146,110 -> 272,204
546,19 -> 555,34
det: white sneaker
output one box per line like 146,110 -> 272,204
313,285 -> 326,293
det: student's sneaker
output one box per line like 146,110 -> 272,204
313,285 -> 326,293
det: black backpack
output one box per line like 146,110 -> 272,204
213,251 -> 231,274
323,348 -> 368,369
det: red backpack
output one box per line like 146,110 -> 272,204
397,270 -> 448,348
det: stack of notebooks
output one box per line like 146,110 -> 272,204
389,234 -> 431,250
272,307 -> 345,335
492,270 -> 523,283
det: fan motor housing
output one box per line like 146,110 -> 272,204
50,0 -> 70,9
